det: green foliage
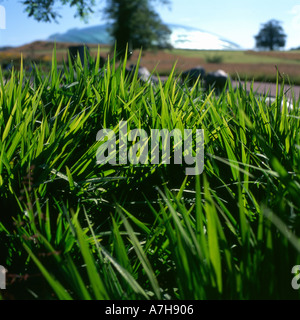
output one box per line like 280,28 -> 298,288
1,48 -> 300,300
21,0 -> 96,22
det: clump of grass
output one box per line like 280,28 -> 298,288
205,53 -> 224,64
0,47 -> 300,300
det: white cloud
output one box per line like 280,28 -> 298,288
290,5 -> 300,30
0,5 -> 5,30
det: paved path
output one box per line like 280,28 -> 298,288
159,76 -> 300,100
232,81 -> 300,100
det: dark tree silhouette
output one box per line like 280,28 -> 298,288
254,19 -> 287,51
105,0 -> 171,59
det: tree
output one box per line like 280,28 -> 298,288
105,0 -> 171,59
254,19 -> 287,51
19,0 -> 171,59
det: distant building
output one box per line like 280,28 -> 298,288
48,24 -> 241,51
168,24 -> 240,50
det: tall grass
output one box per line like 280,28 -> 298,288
0,47 -> 300,299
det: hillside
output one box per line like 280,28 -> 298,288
1,40 -> 300,85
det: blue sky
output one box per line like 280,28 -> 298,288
0,0 -> 300,49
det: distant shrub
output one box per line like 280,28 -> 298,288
205,53 -> 224,64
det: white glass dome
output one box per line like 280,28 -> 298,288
168,24 -> 240,50
48,24 -> 241,50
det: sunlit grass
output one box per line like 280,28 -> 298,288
0,48 -> 300,300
